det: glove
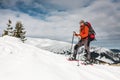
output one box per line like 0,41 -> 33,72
73,31 -> 78,36
78,36 -> 81,40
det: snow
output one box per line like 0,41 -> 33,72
26,37 -> 71,54
0,36 -> 120,80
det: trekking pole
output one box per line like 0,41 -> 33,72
77,54 -> 80,66
77,47 -> 85,66
69,31 -> 75,58
76,38 -> 82,66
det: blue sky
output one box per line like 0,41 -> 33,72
0,0 -> 120,48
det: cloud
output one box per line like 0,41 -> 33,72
0,0 -> 120,43
46,0 -> 93,9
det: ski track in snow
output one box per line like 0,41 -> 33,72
0,36 -> 119,80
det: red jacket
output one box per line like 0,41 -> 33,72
75,25 -> 89,39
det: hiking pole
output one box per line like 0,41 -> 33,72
77,54 -> 80,66
77,38 -> 82,66
69,31 -> 75,58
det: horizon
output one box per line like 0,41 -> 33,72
27,36 -> 120,49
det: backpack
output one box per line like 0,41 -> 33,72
84,22 -> 96,41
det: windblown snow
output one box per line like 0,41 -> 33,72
0,36 -> 120,80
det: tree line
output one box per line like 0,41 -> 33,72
2,19 -> 27,43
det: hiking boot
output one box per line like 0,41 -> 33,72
73,53 -> 77,59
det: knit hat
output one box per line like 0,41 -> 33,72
80,20 -> 84,24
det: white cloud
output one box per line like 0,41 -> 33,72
0,0 -> 120,42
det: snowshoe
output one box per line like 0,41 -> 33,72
81,60 -> 93,65
68,57 -> 78,61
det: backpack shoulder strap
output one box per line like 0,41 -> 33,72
85,22 -> 96,34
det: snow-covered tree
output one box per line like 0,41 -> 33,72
2,19 -> 13,36
14,21 -> 27,43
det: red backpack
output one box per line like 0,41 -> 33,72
84,22 -> 96,41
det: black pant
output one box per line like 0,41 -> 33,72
73,38 -> 91,60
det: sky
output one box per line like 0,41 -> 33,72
0,0 -> 120,48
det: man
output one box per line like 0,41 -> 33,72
71,20 -> 91,63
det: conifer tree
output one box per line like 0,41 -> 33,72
2,19 -> 13,36
14,21 -> 27,42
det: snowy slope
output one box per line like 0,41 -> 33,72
0,36 -> 120,80
26,37 -> 71,54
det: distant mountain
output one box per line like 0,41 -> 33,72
110,49 -> 120,53
90,47 -> 120,64
26,37 -> 71,54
